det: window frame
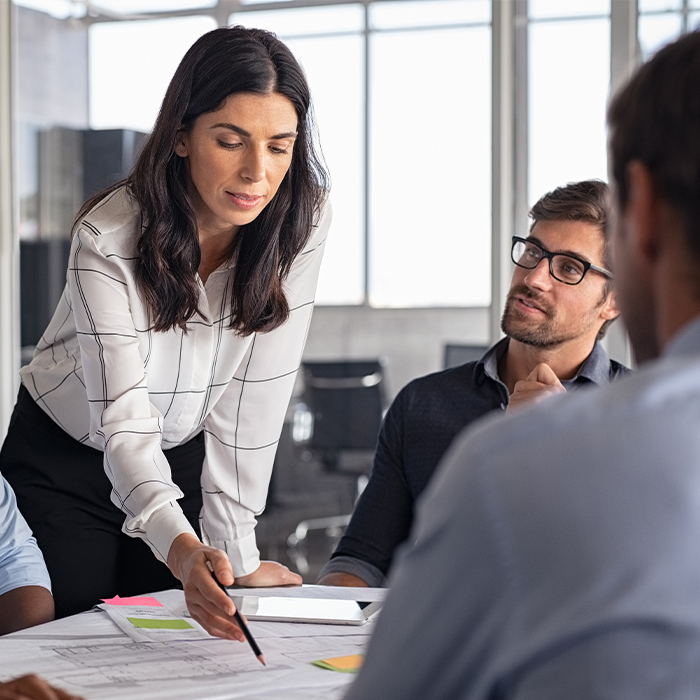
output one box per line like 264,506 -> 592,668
2,0 -> 645,432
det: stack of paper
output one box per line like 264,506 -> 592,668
99,595 -> 211,642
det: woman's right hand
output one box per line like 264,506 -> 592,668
166,533 -> 246,641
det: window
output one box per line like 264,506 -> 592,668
13,0 -> 85,19
232,1 -> 492,307
231,5 -> 366,305
14,0 -> 632,312
638,0 -> 700,60
528,0 -> 611,208
368,2 -> 491,307
89,16 -> 217,132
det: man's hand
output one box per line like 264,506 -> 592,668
317,572 -> 369,587
507,363 -> 566,413
167,533 -> 246,641
0,674 -> 84,700
235,561 -> 302,587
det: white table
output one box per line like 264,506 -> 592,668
0,586 -> 385,700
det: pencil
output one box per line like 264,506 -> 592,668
210,570 -> 266,666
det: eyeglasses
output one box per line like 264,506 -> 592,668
511,236 -> 613,286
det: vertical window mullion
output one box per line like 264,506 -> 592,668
363,1 -> 370,305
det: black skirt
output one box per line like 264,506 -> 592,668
0,385 -> 205,618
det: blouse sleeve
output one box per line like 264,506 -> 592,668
68,226 -> 198,563
200,198 -> 332,576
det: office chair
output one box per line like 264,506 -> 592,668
443,343 -> 489,369
286,359 -> 386,569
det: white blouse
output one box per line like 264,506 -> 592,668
20,186 -> 331,576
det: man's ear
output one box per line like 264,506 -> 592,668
599,289 -> 620,321
625,160 -> 662,267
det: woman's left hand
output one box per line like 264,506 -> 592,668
167,533 -> 247,641
236,561 -> 302,587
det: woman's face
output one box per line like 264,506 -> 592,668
175,92 -> 298,237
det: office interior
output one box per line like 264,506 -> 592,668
0,0 -> 696,580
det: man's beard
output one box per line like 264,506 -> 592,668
500,285 -> 571,349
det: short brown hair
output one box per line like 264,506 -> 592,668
529,180 -> 613,339
529,179 -> 611,268
608,30 -> 700,262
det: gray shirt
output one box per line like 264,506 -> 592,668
347,315 -> 700,700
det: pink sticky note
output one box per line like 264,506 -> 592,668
101,595 -> 163,607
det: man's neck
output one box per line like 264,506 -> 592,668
497,337 -> 597,395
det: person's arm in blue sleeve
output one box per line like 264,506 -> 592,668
317,388 -> 415,587
0,475 -> 54,635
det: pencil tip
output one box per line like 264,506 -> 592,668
258,655 -> 266,666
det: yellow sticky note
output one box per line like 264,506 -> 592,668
311,654 -> 364,673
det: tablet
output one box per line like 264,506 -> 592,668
230,595 -> 382,625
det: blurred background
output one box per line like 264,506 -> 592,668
0,0 -> 696,578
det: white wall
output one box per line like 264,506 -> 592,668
303,303 -> 632,405
303,306 -> 490,401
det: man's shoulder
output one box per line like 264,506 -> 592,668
579,341 -> 631,385
398,362 -> 480,401
449,351 -> 700,477
414,352 -> 700,569
0,475 -> 35,555
389,363 -> 486,420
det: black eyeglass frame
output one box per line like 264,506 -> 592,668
510,236 -> 614,286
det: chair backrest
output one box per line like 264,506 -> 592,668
443,343 -> 489,370
301,360 -> 385,453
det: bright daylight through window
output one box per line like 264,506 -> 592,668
18,0 -> 690,310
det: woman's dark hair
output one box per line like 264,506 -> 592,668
76,26 -> 329,334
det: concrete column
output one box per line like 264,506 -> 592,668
611,0 -> 639,95
602,0 -> 639,367
490,0 -> 517,343
0,0 -> 19,438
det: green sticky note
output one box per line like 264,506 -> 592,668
127,617 -> 194,630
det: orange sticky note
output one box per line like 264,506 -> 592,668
312,654 -> 364,673
102,595 -> 163,607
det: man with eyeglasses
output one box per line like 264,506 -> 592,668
318,179 -> 626,589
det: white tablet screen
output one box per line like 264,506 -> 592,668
230,596 -> 382,625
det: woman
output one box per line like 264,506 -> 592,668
0,26 -> 330,640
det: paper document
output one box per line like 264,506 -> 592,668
98,600 -> 211,642
0,636 -> 289,700
0,590 -> 372,700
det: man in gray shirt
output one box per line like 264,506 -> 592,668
346,29 -> 700,700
